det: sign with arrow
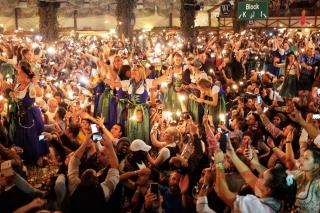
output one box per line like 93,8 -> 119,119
237,1 -> 268,20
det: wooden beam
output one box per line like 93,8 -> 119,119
169,13 -> 173,27
207,2 -> 224,13
15,8 -> 19,30
74,10 -> 78,30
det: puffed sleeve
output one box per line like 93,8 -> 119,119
120,80 -> 130,91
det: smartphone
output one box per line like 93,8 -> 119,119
150,183 -> 159,198
313,114 -> 320,120
92,134 -> 102,142
225,132 -> 229,139
90,124 -> 98,134
263,107 -> 268,113
257,95 -> 262,104
91,124 -> 102,142
39,134 -> 47,141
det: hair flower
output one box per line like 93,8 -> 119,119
286,175 -> 294,186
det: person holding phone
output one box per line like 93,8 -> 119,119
147,127 -> 179,171
68,134 -> 119,213
142,184 -> 163,213
212,141 -> 297,213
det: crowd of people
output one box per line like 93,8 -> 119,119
0,27 -> 319,213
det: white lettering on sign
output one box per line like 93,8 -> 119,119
245,3 -> 259,10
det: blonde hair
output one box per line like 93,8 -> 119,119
132,64 -> 146,80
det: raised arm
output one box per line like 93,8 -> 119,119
150,125 -> 167,148
284,130 -> 297,170
266,137 -> 286,166
100,138 -> 120,201
226,139 -> 258,189
256,103 -> 283,139
214,150 -> 236,208
288,108 -> 320,141
81,113 -> 118,146
68,135 -> 91,195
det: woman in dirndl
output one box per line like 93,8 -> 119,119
106,64 -> 166,144
279,52 -> 299,99
9,60 -> 48,164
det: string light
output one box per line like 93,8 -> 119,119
232,84 -> 238,90
178,95 -> 186,102
219,113 -> 226,122
47,47 -> 56,55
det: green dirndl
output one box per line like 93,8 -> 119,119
279,75 -> 298,99
117,99 -> 127,123
126,104 -> 150,144
188,99 -> 199,123
163,77 -> 183,111
97,88 -> 114,127
204,95 -> 226,125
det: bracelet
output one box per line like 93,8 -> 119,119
272,147 -> 277,151
216,162 -> 224,170
285,141 -> 292,144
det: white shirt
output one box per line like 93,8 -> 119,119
233,195 -> 275,213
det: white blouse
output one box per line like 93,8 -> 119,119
120,79 -> 153,94
14,83 -> 36,100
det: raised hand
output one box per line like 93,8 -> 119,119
266,137 -> 276,148
29,198 -> 46,209
288,107 -> 304,124
179,174 -> 189,194
226,138 -> 236,157
96,116 -> 105,127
